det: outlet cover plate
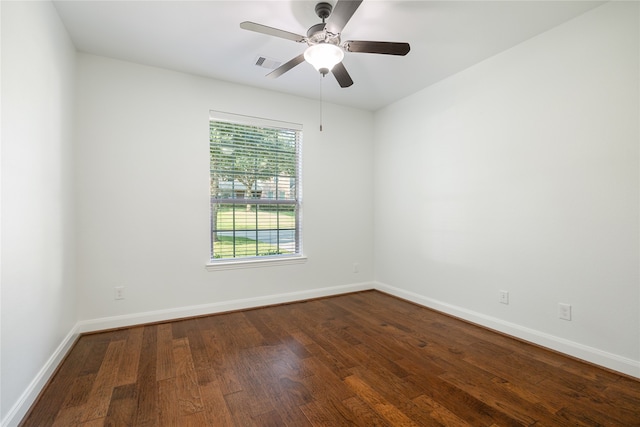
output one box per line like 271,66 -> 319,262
499,290 -> 509,304
559,303 -> 571,320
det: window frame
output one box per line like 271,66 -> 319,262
206,110 -> 305,270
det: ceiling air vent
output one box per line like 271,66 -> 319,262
255,56 -> 281,70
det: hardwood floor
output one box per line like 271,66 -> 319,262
21,290 -> 640,426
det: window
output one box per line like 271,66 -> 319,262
209,111 -> 302,264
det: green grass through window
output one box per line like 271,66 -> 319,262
212,235 -> 288,258
215,207 -> 295,231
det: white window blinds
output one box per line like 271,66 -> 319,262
209,111 -> 302,261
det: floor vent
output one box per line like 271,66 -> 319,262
255,56 -> 281,70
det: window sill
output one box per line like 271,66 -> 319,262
206,255 -> 307,271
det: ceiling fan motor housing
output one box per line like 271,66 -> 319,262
308,2 -> 340,45
307,23 -> 327,39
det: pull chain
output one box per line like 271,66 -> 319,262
319,73 -> 324,132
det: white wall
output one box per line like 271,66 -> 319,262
374,1 -> 640,377
74,54 -> 374,327
1,1 -> 78,424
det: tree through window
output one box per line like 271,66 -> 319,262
209,111 -> 302,260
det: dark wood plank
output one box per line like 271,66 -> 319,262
157,377 -> 179,426
343,374 -> 421,426
184,321 -> 210,372
116,327 -> 144,386
178,410 -> 209,426
155,323 -> 173,381
224,390 -> 262,426
341,396 -> 395,427
81,340 -> 125,422
60,373 -> 96,409
197,326 -> 243,395
172,337 -> 204,415
242,309 -> 283,346
196,368 -> 236,426
298,399 -> 358,426
133,325 -> 158,426
104,383 -> 137,427
412,394 -> 472,426
20,291 -> 640,426
50,404 -> 85,426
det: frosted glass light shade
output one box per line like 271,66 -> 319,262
304,43 -> 344,75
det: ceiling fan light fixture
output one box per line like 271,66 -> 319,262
304,43 -> 344,75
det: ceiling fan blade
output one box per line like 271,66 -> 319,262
266,54 -> 306,79
240,21 -> 306,43
344,40 -> 411,56
332,62 -> 354,88
325,0 -> 363,34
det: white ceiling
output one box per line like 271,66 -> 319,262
53,0 -> 604,111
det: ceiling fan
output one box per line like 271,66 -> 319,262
240,0 -> 410,88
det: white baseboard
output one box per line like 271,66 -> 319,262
1,326 -> 80,427
77,282 -> 375,333
374,281 -> 640,379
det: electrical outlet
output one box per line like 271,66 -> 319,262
353,263 -> 359,273
499,290 -> 509,305
559,303 -> 571,320
114,286 -> 125,300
